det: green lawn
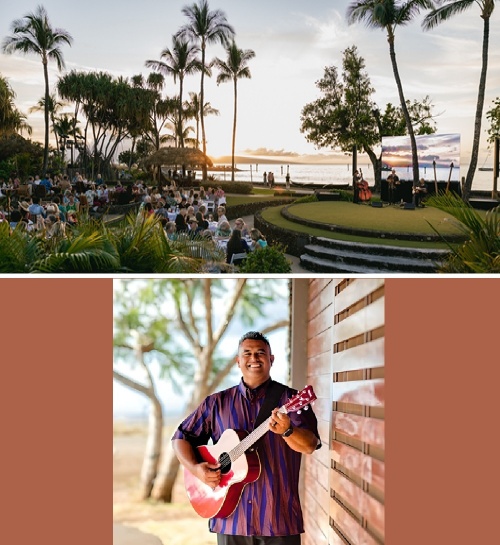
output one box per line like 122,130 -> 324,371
260,204 -> 466,249
288,201 -> 466,236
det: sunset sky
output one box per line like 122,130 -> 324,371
1,0 -> 499,166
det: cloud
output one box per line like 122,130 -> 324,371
243,148 -> 300,157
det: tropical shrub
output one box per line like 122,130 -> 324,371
238,243 -> 292,274
425,193 -> 500,273
0,212 -> 226,273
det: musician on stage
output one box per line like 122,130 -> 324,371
172,331 -> 321,545
413,178 -> 428,207
353,169 -> 362,204
386,168 -> 400,204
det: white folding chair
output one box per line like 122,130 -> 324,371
230,252 -> 247,266
205,200 -> 215,214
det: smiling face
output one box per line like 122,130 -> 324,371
237,338 -> 274,389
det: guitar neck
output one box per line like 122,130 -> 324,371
228,408 -> 285,462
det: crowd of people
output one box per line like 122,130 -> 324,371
144,187 -> 269,267
1,172 -> 271,266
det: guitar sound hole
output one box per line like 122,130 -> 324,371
218,452 -> 231,474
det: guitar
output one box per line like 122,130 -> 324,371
183,385 -> 317,519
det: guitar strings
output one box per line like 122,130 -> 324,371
213,393 -> 311,470
214,409 -> 287,470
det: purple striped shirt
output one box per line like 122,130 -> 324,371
172,378 -> 321,536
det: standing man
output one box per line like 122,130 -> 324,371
386,168 -> 400,204
172,331 -> 321,545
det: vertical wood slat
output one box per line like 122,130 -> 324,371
304,278 -> 334,545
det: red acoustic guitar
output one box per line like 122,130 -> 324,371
184,385 -> 317,519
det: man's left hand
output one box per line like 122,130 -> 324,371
269,409 -> 290,435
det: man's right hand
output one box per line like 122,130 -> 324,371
194,462 -> 221,489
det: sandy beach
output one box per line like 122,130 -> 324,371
113,424 -> 217,545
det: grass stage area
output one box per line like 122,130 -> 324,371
260,203 -> 469,249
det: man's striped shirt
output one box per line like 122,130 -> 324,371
172,378 -> 321,536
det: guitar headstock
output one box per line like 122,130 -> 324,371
282,385 -> 317,414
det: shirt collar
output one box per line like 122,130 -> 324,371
238,377 -> 272,400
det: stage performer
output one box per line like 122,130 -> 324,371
413,178 -> 428,207
172,331 -> 322,545
386,169 -> 400,204
353,169 -> 362,203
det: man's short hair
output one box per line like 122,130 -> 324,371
238,331 -> 271,351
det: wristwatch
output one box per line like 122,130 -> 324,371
282,424 -> 294,437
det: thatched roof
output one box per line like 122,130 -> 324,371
142,147 -> 213,168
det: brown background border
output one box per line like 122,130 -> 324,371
1,278 -> 498,544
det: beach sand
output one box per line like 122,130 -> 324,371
113,425 -> 217,545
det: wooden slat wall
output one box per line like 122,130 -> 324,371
300,278 -> 385,545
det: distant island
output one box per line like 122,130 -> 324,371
210,153 -> 356,166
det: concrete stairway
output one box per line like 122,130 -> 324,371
300,237 -> 450,274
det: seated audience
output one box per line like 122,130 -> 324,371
250,228 -> 268,250
226,228 -> 249,264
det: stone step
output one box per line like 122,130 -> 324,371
300,254 -> 392,274
304,244 -> 441,272
313,236 -> 450,261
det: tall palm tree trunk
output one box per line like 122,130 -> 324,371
200,42 -> 208,180
388,37 -> 419,186
179,77 -> 185,148
42,58 -> 50,176
463,17 -> 490,202
231,79 -> 237,182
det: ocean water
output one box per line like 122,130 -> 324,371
205,163 -> 497,192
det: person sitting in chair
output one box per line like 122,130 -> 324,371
226,228 -> 249,264
413,178 -> 428,207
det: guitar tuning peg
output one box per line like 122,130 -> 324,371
304,405 -> 309,410
297,409 -> 302,414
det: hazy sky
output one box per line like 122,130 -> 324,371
1,0 -> 499,165
113,278 -> 290,420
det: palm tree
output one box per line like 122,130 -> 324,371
425,192 -> 500,272
29,92 -> 65,157
422,0 -> 496,202
186,91 -> 220,149
214,41 -> 255,181
0,75 -> 32,137
145,36 -> 202,148
177,0 -> 235,180
53,113 -> 81,162
2,5 -> 73,176
346,0 -> 433,187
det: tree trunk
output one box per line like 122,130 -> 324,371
139,396 -> 164,499
42,58 -> 50,176
351,144 -> 357,186
231,79 -> 237,182
200,42 -> 208,181
365,147 -> 382,193
150,439 -> 181,502
388,36 -> 419,186
462,16 -> 490,202
150,395 -> 201,502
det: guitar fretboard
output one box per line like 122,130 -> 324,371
226,407 -> 286,463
